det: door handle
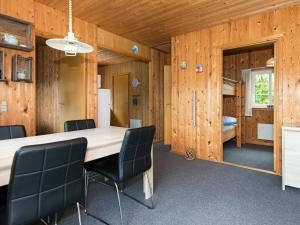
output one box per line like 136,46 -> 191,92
192,90 -> 196,127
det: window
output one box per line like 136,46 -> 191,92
251,69 -> 274,108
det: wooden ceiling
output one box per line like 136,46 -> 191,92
35,0 -> 300,46
98,48 -> 137,65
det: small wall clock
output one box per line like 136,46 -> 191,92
131,78 -> 141,88
131,44 -> 139,54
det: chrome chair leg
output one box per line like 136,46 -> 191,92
77,202 -> 82,225
54,213 -> 58,225
84,169 -> 89,213
114,182 -> 124,225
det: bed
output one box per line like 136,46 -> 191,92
222,116 -> 237,143
223,77 -> 237,96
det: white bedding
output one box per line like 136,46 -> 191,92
223,124 -> 236,132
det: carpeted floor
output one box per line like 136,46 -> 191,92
223,140 -> 274,171
3,143 -> 300,225
53,142 -> 300,225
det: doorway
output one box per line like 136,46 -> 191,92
112,74 -> 129,127
220,42 -> 277,173
97,48 -> 149,129
36,37 -> 87,134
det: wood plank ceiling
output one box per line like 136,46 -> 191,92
35,0 -> 300,46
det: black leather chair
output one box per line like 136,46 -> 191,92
64,119 -> 96,132
0,125 -> 26,221
4,138 -> 87,225
84,126 -> 156,225
0,125 -> 26,140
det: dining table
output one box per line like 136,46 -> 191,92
0,126 -> 153,199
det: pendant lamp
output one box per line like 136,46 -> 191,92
46,0 -> 93,56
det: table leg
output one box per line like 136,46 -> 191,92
143,144 -> 153,199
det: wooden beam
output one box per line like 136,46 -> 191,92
97,28 -> 150,62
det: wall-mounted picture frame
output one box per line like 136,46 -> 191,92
196,64 -> 204,73
180,60 -> 188,69
12,55 -> 33,82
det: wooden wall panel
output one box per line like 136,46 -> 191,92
245,108 -> 274,146
100,61 -> 149,127
172,4 -> 300,175
0,0 -> 36,136
149,49 -> 171,142
36,45 -> 60,135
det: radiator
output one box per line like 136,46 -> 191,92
257,123 -> 274,141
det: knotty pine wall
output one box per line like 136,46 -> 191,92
0,0 -> 165,138
0,0 -> 36,135
99,61 -> 149,127
223,46 -> 274,146
172,4 -> 300,175
0,0 -> 97,136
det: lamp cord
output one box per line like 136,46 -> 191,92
69,0 -> 72,33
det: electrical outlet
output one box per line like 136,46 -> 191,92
1,101 -> 7,112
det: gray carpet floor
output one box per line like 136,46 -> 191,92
52,142 -> 300,225
223,141 -> 274,171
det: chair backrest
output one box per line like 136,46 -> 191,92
0,125 -> 26,140
118,126 -> 155,182
64,119 -> 96,132
6,138 -> 87,225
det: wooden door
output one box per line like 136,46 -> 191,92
164,65 -> 172,144
112,74 -> 129,127
58,55 -> 86,132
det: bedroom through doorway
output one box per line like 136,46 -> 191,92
221,43 -> 275,172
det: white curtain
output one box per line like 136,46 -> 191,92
242,69 -> 252,117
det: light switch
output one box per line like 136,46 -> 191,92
1,101 -> 7,112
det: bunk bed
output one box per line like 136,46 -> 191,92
222,77 -> 242,147
223,77 -> 237,96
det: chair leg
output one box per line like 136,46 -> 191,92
121,173 -> 154,210
77,202 -> 82,225
84,169 -> 89,213
54,213 -> 58,225
114,182 -> 124,225
145,172 -> 154,209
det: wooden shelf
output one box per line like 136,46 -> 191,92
0,42 -> 32,52
0,13 -> 33,52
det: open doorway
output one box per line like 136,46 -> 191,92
221,43 -> 275,172
97,48 -> 149,128
35,37 -> 87,135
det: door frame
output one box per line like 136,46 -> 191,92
112,73 -> 130,127
217,34 -> 283,175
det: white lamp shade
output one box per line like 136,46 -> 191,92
46,38 -> 93,55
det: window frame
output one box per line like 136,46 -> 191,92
251,68 -> 274,108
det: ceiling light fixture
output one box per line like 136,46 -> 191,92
46,0 -> 93,56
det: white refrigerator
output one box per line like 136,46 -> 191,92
98,89 -> 111,128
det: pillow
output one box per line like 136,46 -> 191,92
223,116 -> 237,126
